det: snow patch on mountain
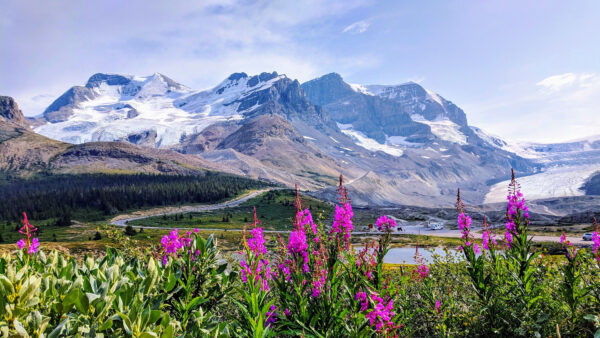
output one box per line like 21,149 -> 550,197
348,83 -> 373,95
411,114 -> 467,145
337,123 -> 404,156
484,164 -> 599,203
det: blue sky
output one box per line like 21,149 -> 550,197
1,0 -> 599,143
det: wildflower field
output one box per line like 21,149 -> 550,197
1,173 -> 600,337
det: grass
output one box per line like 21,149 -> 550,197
127,189 -> 335,231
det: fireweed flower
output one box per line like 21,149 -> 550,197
481,216 -> 497,251
417,264 -> 429,279
265,305 -> 278,327
504,170 -> 529,248
355,292 -> 369,311
457,212 -> 472,239
331,202 -> 354,248
16,213 -> 40,255
356,241 -> 378,280
248,227 -> 267,257
288,228 -> 309,273
365,294 -> 396,333
593,232 -> 600,260
298,209 -> 318,238
435,300 -> 441,313
559,232 -> 579,261
375,215 -> 397,232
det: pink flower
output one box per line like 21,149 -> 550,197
284,308 -> 290,316
435,300 -> 441,313
473,243 -> 481,255
560,232 -> 566,244
248,227 -> 267,257
355,292 -> 369,311
288,228 -> 309,273
375,215 -> 397,232
27,238 -> 39,254
482,229 -> 497,250
417,264 -> 429,279
331,202 -> 353,248
16,213 -> 40,255
265,305 -> 277,327
365,295 -> 396,333
298,209 -> 318,236
592,232 -> 600,259
16,239 -> 26,250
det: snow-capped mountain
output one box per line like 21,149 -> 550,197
35,72 -> 291,147
32,70 -> 600,208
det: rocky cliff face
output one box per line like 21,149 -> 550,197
0,96 -> 27,127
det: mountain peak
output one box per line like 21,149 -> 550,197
0,96 -> 27,127
85,73 -> 132,88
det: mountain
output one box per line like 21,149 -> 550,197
0,96 -> 226,176
0,96 -> 28,127
30,71 -> 599,210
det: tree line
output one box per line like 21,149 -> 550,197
0,172 -> 270,222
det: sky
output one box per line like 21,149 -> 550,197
1,0 -> 599,143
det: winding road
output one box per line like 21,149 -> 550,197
110,189 -> 273,227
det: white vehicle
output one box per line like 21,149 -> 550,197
429,222 -> 444,230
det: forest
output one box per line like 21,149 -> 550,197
0,172 -> 270,222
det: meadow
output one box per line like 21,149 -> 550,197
1,174 -> 599,337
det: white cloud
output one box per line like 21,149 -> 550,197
536,72 -> 597,92
342,20 -> 370,34
467,72 -> 600,143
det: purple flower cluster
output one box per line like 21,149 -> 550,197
241,223 -> 274,291
355,291 -> 369,311
365,294 -> 396,333
16,213 -> 39,255
375,215 -> 397,232
457,213 -> 472,239
16,237 -> 39,254
356,291 -> 397,333
248,227 -> 267,257
457,212 -> 480,254
416,264 -> 429,279
593,231 -> 600,261
331,202 -> 354,248
265,305 -> 278,327
298,209 -> 318,238
559,232 -> 579,261
505,187 -> 529,248
240,258 -> 273,291
160,228 -> 199,265
288,228 -> 309,273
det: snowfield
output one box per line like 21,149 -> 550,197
34,73 -> 285,147
337,123 -> 404,157
410,114 -> 467,145
484,164 -> 599,203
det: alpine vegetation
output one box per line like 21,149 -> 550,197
1,173 -> 600,337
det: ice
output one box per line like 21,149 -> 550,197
411,114 -> 467,145
484,164 -> 600,203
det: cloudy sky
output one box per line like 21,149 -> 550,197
1,0 -> 599,143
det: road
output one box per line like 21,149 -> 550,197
110,189 -> 272,227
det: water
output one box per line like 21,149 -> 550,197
356,247 -> 460,264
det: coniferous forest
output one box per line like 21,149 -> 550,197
0,172 -> 271,222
